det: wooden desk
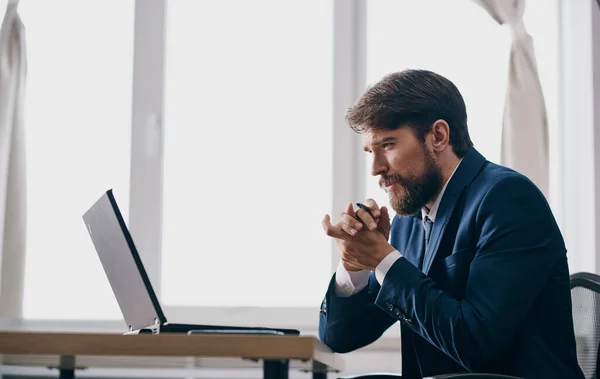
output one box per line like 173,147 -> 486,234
0,331 -> 343,379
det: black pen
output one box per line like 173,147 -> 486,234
356,203 -> 381,232
355,202 -> 375,220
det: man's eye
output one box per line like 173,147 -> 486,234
382,143 -> 393,149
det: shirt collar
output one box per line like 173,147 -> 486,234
422,158 -> 463,223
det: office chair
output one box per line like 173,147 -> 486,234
570,272 -> 600,379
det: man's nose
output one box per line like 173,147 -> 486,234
371,155 -> 388,177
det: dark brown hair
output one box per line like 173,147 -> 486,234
346,69 -> 473,157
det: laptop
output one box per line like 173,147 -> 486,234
82,189 -> 300,336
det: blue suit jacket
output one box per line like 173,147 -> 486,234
319,148 -> 584,379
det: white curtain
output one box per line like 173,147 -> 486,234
0,0 -> 26,322
474,0 -> 549,197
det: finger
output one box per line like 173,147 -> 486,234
341,223 -> 358,236
378,206 -> 392,237
355,205 -> 378,231
322,214 -> 346,239
344,202 -> 355,216
363,198 -> 381,218
340,213 -> 363,235
341,202 -> 361,229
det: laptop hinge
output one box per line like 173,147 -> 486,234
123,318 -> 161,335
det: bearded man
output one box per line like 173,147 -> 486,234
319,69 -> 584,379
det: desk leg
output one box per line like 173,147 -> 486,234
59,368 -> 75,379
58,356 -> 76,379
263,359 -> 289,379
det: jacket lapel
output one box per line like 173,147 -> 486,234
421,148 -> 487,275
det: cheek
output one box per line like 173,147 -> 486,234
389,148 -> 423,176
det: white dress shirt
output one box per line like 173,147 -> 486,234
334,160 -> 463,297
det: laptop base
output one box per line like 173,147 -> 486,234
162,323 -> 299,335
125,323 -> 299,335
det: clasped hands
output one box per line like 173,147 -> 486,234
322,199 -> 396,272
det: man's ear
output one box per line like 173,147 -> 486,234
430,119 -> 450,152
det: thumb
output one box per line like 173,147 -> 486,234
344,202 -> 355,216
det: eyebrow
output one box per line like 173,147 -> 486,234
364,136 -> 397,151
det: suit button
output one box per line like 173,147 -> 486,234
394,308 -> 402,316
387,303 -> 394,311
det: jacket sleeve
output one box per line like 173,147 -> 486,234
372,175 -> 564,371
318,271 -> 396,353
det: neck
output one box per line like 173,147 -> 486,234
425,152 -> 461,210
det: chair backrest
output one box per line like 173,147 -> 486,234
571,272 -> 600,379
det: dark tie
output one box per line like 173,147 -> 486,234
423,216 -> 433,248
417,216 -> 433,270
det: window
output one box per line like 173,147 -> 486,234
364,0 -> 559,221
16,0 -> 559,326
20,0 -> 135,319
161,0 -> 334,307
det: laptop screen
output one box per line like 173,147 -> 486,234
83,189 -> 167,332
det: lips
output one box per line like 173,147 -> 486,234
385,183 -> 398,192
380,180 -> 399,192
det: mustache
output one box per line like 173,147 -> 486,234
379,173 -> 405,189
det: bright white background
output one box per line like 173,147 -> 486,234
19,0 -> 134,319
161,0 -> 333,307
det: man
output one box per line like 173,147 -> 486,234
319,69 -> 584,379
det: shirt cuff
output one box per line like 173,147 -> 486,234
334,260 -> 371,297
375,250 -> 402,285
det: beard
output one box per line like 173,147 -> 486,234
379,149 -> 444,216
